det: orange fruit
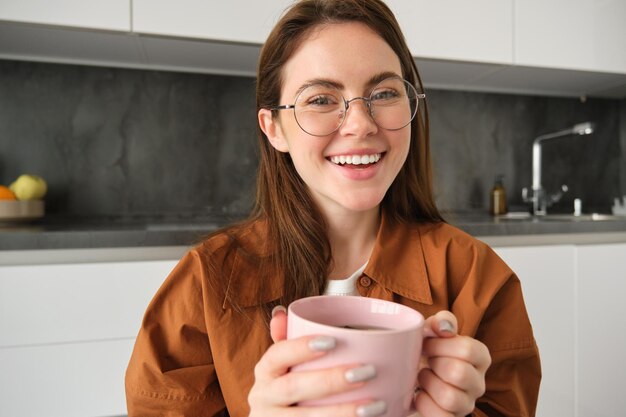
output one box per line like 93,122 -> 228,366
0,185 -> 17,200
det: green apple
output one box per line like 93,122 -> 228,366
9,174 -> 47,200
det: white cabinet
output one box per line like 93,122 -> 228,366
0,0 -> 130,31
0,259 -> 176,417
493,241 -> 626,417
1,339 -> 136,417
576,243 -> 626,417
132,0 -> 293,43
1,0 -> 625,96
494,245 -> 576,417
133,0 -> 515,65
386,0 -> 513,65
515,0 -> 626,74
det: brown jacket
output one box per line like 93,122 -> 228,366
125,216 -> 541,416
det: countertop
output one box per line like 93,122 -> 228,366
0,214 -> 232,251
2,212 -> 626,252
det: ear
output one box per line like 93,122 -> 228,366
258,108 -> 289,153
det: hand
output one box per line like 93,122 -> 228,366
414,311 -> 491,417
248,306 -> 387,417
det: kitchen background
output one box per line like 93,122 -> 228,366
2,2 -> 626,417
1,58 -> 624,220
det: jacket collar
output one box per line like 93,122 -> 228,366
220,219 -> 283,308
364,213 -> 433,305
225,213 -> 433,307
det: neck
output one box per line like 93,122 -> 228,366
325,207 -> 380,279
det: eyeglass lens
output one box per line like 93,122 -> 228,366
293,77 -> 418,137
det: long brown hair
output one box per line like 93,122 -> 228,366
233,0 -> 442,309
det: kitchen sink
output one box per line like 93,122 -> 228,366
496,212 -> 626,222
536,213 -> 626,222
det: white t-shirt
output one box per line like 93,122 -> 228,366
324,261 -> 368,296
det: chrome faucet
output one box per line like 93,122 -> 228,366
523,122 -> 595,215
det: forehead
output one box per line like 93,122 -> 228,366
280,22 -> 403,98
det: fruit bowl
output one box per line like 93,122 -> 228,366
0,200 -> 45,223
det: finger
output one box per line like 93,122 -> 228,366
423,311 -> 458,338
414,388 -> 454,417
422,336 -> 491,371
270,363 -> 378,405
270,305 -> 288,342
254,335 -> 336,382
418,311 -> 458,387
285,400 -> 387,417
418,368 -> 475,416
418,354 -> 430,372
429,356 -> 485,399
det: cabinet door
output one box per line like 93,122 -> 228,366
515,0 -> 626,73
386,0 -> 513,64
132,0 -> 294,43
0,260 -> 176,417
0,0 -> 130,31
1,339 -> 135,417
493,245 -> 576,417
0,260 -> 176,346
576,243 -> 626,417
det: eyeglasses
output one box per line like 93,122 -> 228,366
270,77 -> 425,137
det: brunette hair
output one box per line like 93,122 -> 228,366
234,0 -> 442,309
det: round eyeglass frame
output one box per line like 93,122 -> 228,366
269,77 -> 425,137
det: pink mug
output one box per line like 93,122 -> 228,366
287,295 -> 424,416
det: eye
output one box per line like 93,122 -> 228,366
297,88 -> 343,114
371,88 -> 401,102
307,94 -> 338,106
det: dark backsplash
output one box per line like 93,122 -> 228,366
427,89 -> 623,214
0,59 -> 624,219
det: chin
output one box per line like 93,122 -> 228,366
338,194 -> 385,212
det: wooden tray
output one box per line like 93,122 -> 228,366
0,200 -> 45,223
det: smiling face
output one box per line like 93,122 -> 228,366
258,22 -> 411,219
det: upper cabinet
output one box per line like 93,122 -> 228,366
132,0 -> 293,44
386,0 -> 513,65
515,0 -> 626,74
0,0 -> 624,97
0,0 -> 130,31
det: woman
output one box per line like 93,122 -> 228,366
125,1 -> 541,416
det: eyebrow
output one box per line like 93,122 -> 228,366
293,71 -> 402,98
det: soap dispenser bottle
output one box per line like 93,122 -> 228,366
490,175 -> 508,215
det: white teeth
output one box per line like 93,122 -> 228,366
329,153 -> 382,165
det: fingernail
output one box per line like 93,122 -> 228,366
345,364 -> 377,383
308,336 -> 336,351
271,305 -> 287,318
439,319 -> 455,334
356,400 -> 387,417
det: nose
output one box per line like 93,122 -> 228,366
338,97 -> 378,137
